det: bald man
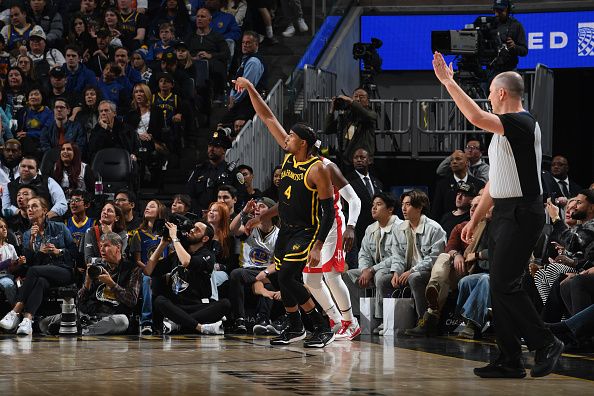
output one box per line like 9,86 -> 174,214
433,52 -> 563,379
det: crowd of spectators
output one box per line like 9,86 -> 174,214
0,0 -> 289,189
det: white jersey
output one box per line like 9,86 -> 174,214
239,225 -> 280,268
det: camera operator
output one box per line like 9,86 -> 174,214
39,232 -> 142,335
324,88 -> 378,166
489,0 -> 527,77
145,220 -> 231,335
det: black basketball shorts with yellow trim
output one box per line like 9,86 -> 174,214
273,226 -> 317,271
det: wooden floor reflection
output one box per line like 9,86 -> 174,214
0,334 -> 592,395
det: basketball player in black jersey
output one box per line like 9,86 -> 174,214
234,77 -> 336,347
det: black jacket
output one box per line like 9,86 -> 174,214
324,101 -> 378,164
187,160 -> 247,213
541,171 -> 582,201
86,118 -> 140,163
186,30 -> 230,64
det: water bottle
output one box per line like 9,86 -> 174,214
94,173 -> 103,196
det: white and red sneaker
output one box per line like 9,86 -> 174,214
335,319 -> 361,341
329,319 -> 341,333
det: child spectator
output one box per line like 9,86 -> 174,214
146,22 -> 175,63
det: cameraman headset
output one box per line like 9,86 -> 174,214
324,88 -> 378,167
489,0 -> 528,78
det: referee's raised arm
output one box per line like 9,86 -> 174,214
432,51 -> 504,135
233,77 -> 288,148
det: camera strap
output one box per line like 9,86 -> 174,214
94,226 -> 101,244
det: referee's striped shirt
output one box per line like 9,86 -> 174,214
488,111 -> 543,199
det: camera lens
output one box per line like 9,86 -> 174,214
88,265 -> 102,280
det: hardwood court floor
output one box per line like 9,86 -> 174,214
0,333 -> 592,395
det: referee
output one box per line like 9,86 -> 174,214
432,52 -> 563,378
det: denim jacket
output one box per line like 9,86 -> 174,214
22,219 -> 77,269
358,215 -> 403,272
390,215 -> 447,274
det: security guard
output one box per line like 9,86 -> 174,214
186,129 -> 247,213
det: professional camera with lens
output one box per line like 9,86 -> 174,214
153,213 -> 195,244
333,97 -> 350,111
352,38 -> 383,74
88,258 -> 108,280
431,16 -> 506,76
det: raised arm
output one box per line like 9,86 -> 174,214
233,77 -> 288,147
432,52 -> 504,135
327,161 -> 361,252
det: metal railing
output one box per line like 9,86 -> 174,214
305,98 -> 414,154
226,80 -> 285,191
414,98 -> 491,157
300,65 -> 551,159
303,64 -> 337,103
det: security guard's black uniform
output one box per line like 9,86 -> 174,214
186,130 -> 246,213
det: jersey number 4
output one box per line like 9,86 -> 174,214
283,186 -> 292,200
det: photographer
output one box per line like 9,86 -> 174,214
39,232 -> 141,335
145,220 -> 231,335
324,88 -> 378,166
489,0 -> 527,77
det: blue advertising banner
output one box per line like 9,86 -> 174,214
361,11 -> 594,70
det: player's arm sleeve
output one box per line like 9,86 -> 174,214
316,197 -> 335,243
339,184 -> 361,227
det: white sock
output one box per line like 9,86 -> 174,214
304,273 -> 342,324
266,26 -> 273,38
324,270 -> 353,321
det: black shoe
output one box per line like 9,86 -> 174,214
267,314 -> 289,335
531,337 -> 564,377
304,328 -> 335,348
262,36 -> 279,46
404,311 -> 439,337
232,318 -> 247,334
253,318 -> 271,335
270,327 -> 306,345
474,359 -> 526,379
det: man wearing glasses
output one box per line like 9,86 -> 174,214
436,138 -> 490,183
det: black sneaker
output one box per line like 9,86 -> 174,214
474,357 -> 526,379
270,327 -> 306,345
253,318 -> 271,335
304,329 -> 335,348
231,318 -> 247,334
404,311 -> 439,337
531,337 -> 564,377
267,314 -> 289,335
262,36 -> 279,46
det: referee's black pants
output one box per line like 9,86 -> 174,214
489,197 -> 554,360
